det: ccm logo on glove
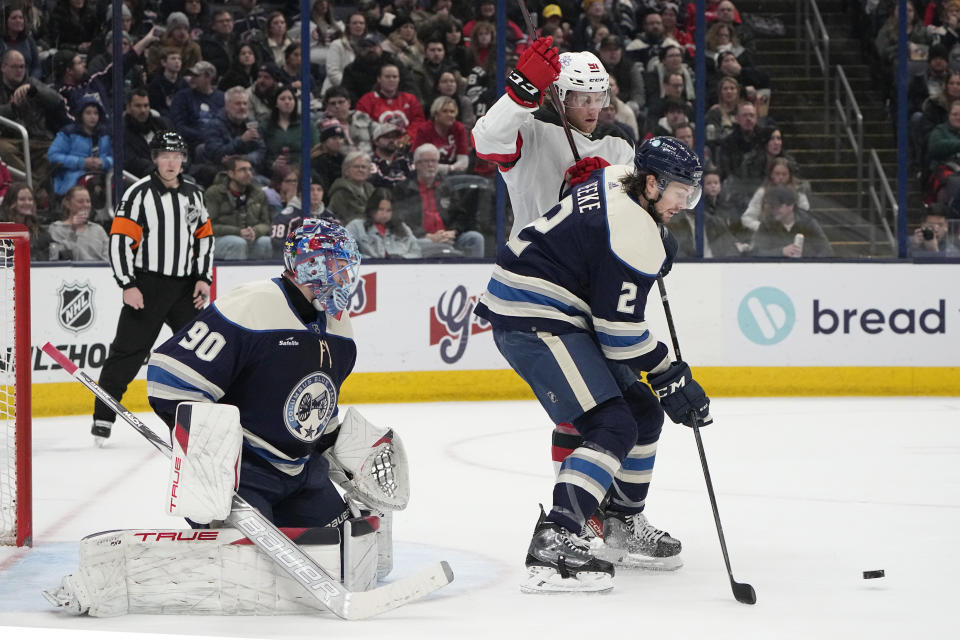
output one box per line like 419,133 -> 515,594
648,360 -> 713,428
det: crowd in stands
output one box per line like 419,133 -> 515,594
1,0 -> 955,261
853,0 -> 960,256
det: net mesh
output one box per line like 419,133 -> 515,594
0,237 -> 17,544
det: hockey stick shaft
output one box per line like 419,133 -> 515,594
41,342 -> 453,619
514,0 -> 580,161
653,280 -> 757,605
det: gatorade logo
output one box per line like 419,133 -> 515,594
738,287 -> 795,345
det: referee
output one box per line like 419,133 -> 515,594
91,131 -> 215,446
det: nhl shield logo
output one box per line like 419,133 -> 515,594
185,203 -> 201,225
57,282 -> 95,333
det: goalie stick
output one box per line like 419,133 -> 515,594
41,342 -> 454,620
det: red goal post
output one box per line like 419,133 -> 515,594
0,222 -> 31,547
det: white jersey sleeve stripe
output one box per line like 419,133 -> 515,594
480,293 -> 591,331
491,266 -> 591,314
147,352 -> 226,401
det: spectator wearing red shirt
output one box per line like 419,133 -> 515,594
393,143 -> 484,258
355,62 -> 425,136
411,96 -> 468,175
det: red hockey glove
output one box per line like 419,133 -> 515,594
506,36 -> 561,108
564,156 -> 610,188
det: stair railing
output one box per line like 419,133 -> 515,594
0,115 -> 32,188
102,170 -> 141,218
800,0 -> 831,129
866,148 -> 897,255
834,65 -> 864,216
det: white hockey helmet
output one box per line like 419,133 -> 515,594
554,51 -> 610,107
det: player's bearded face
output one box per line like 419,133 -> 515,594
656,183 -> 697,222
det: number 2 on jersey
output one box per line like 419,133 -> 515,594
178,321 -> 226,361
617,282 -> 637,314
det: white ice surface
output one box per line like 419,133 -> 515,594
1,397 -> 959,639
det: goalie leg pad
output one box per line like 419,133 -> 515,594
169,402 -> 243,524
43,528 -> 358,616
324,407 -> 410,512
343,516 -> 379,591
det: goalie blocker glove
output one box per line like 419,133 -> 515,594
647,361 -> 712,428
506,36 -> 561,109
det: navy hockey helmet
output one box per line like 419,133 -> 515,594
634,136 -> 703,208
150,130 -> 188,156
283,218 -> 361,314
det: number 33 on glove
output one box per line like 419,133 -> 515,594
648,361 -> 713,428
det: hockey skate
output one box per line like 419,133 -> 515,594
91,420 -> 112,448
591,511 -> 683,571
521,508 -> 615,594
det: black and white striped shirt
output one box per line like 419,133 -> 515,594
109,173 -> 215,289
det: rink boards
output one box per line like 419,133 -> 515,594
23,261 -> 960,415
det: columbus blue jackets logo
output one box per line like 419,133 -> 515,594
284,372 -> 338,441
57,281 -> 95,333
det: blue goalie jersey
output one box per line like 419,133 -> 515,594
474,164 -> 670,373
147,277 -> 357,475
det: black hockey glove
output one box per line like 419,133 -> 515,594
659,226 -> 678,278
648,361 -> 712,428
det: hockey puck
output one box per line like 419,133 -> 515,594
862,570 -> 885,579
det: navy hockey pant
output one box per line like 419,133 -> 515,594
238,448 -> 349,528
492,329 -> 664,533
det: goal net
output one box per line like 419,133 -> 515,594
0,223 -> 31,546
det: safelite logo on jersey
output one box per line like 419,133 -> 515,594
738,287 -> 796,345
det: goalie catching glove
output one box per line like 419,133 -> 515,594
648,361 -> 712,428
323,407 -> 410,513
167,402 -> 242,524
506,36 -> 561,108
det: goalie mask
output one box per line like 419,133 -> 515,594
283,218 -> 361,314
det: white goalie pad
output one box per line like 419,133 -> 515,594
168,402 -> 242,524
42,519 -> 379,617
324,407 -> 410,512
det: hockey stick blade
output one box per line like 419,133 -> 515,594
732,579 -> 757,605
41,342 -> 454,620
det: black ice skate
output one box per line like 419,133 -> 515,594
521,508 -> 615,594
594,511 -> 683,571
91,420 -> 112,448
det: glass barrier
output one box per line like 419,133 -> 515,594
1,0 -> 954,263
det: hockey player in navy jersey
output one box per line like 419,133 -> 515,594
473,37 -> 641,539
40,220 -> 415,616
474,137 -> 712,593
146,219 -> 407,547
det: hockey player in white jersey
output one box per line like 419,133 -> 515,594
474,137 -> 712,593
472,37 -> 654,543
471,37 -> 635,239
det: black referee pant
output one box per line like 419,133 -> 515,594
94,271 -> 200,424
